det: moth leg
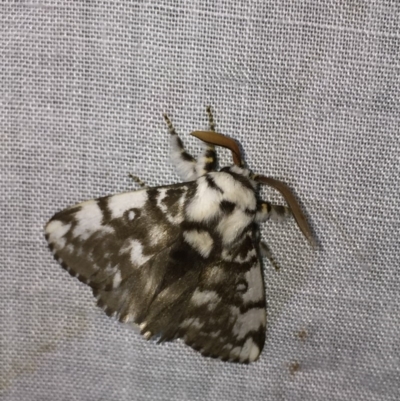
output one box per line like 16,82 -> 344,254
163,113 -> 197,181
259,241 -> 280,270
255,201 -> 292,223
195,105 -> 218,176
128,173 -> 147,188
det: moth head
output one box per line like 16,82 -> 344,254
191,130 -> 315,247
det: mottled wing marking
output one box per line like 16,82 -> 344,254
45,182 -> 190,311
179,231 -> 266,363
176,169 -> 265,363
45,106 -> 311,364
45,166 -> 267,363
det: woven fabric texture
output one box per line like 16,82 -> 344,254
1,1 -> 399,400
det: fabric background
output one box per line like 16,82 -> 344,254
1,1 -> 399,400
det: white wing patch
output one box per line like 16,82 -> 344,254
72,200 -> 113,240
242,262 -> 264,303
46,220 -> 71,249
232,307 -> 266,340
191,289 -> 221,308
108,190 -> 148,219
123,239 -> 152,267
112,270 -> 122,289
241,338 -> 260,363
155,188 -> 168,213
183,229 -> 214,258
148,226 -> 166,246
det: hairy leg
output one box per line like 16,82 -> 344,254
164,107 -> 219,181
164,113 -> 197,181
195,106 -> 217,176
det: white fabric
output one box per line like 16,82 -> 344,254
2,1 -> 399,400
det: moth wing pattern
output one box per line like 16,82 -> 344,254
46,178 -> 266,363
45,108 -> 311,363
45,182 -> 191,319
177,230 -> 266,363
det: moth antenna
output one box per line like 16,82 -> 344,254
206,105 -> 216,131
191,131 -> 243,167
254,175 -> 315,247
163,113 -> 177,135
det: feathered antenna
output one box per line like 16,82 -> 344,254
191,131 -> 243,167
253,175 -> 315,246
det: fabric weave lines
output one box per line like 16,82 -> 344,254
1,1 -> 399,400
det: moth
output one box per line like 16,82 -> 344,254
45,107 -> 313,363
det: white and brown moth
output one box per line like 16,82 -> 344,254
45,107 -> 313,363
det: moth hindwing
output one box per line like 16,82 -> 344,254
45,107 -> 312,363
